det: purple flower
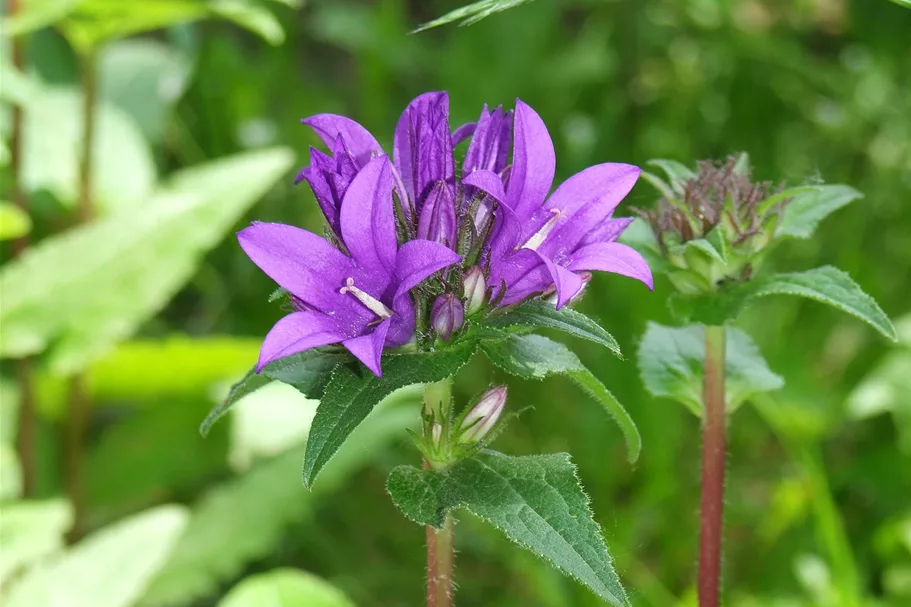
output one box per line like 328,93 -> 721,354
464,100 -> 653,309
239,156 -> 460,377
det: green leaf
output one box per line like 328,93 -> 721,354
647,159 -> 695,195
637,322 -> 784,416
303,340 -> 478,486
218,569 -> 355,607
200,348 -> 346,437
480,334 -> 640,463
3,505 -> 188,607
0,203 -> 31,241
386,450 -> 629,606
141,405 -> 415,607
414,0 -> 536,32
669,266 -> 897,341
777,185 -> 863,239
210,0 -> 285,46
485,300 -> 621,356
0,0 -> 83,36
0,500 -> 72,586
0,148 -> 294,374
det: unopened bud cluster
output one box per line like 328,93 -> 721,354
422,385 -> 508,469
637,155 -> 792,295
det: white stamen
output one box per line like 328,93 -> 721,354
520,208 -> 563,251
339,277 -> 394,319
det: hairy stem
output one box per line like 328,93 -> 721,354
423,380 -> 455,607
698,324 -> 727,607
65,49 -> 98,542
8,0 -> 38,498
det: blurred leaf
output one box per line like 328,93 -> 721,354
669,266 -> 897,341
485,300 -> 621,357
777,185 -> 863,239
646,159 -> 695,195
140,404 -> 416,607
303,339 -> 479,487
480,334 -> 640,463
0,445 -> 21,500
98,39 -> 193,142
414,0 -> 537,32
21,87 -> 157,214
0,147 -> 294,374
209,0 -> 285,46
0,203 -> 31,241
637,322 -> 784,416
2,505 -> 188,607
218,568 -> 355,607
0,0 -> 82,36
200,349 -> 346,437
0,500 -> 72,586
387,450 -> 629,606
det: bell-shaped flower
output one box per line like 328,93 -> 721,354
464,100 -> 653,309
295,135 -> 358,237
239,156 -> 460,377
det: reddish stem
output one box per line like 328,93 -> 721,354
426,514 -> 454,607
698,324 -> 727,607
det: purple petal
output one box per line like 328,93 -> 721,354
301,114 -> 382,168
343,318 -> 392,377
451,122 -> 477,147
567,242 -> 654,290
490,248 -> 550,306
464,105 -> 513,175
393,240 -> 461,303
579,217 -> 635,247
339,156 -> 397,276
462,169 -> 506,204
417,182 -> 457,248
533,252 -> 585,310
237,222 -> 355,310
393,92 -> 454,212
256,311 -> 346,371
507,100 -> 555,221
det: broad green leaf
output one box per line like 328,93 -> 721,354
777,185 -> 863,239
485,300 -> 621,356
637,322 -> 784,416
99,39 -> 192,142
480,334 -> 640,463
210,0 -> 285,46
669,266 -> 897,341
386,450 -> 629,606
414,0 -> 537,32
218,569 -> 355,607
303,339 -> 478,486
0,203 -> 31,241
141,405 -> 416,607
200,348 -> 346,437
21,87 -> 157,214
0,148 -> 294,374
0,500 -> 72,586
2,505 -> 188,607
647,159 -> 695,194
0,0 -> 82,36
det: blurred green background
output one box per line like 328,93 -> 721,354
1,0 -> 910,606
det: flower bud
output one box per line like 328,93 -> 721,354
431,423 -> 443,447
418,181 -> 457,249
431,294 -> 464,342
462,267 -> 486,315
458,386 -> 507,444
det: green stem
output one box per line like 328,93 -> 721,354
698,324 -> 726,607
65,49 -> 97,542
423,380 -> 455,607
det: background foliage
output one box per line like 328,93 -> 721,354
1,0 -> 910,605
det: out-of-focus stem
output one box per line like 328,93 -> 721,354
8,0 -> 38,498
65,49 -> 98,542
698,324 -> 727,607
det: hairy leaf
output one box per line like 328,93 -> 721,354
387,451 -> 629,606
303,340 -> 478,486
485,300 -> 621,356
669,266 -> 897,341
480,334 -> 640,463
777,185 -> 863,239
637,322 -> 784,416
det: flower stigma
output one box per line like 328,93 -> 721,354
339,277 -> 394,319
520,208 -> 563,251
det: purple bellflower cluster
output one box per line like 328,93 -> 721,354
239,92 -> 653,377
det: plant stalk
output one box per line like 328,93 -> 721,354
8,0 -> 38,498
423,380 -> 455,607
698,324 -> 727,607
65,49 -> 98,542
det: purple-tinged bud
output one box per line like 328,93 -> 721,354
431,294 -> 464,342
418,181 -> 457,249
463,267 -> 486,315
458,386 -> 507,444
